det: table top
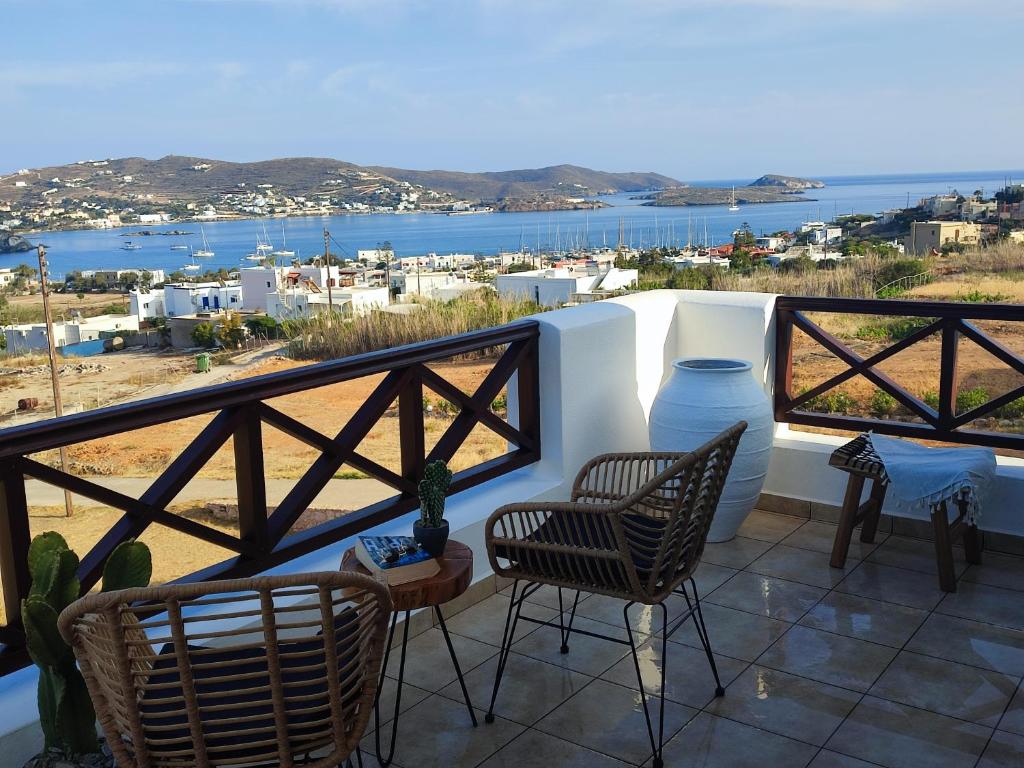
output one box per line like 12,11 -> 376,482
340,539 -> 473,612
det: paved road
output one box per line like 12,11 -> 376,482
26,476 -> 394,510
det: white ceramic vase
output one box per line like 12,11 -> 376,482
648,358 -> 773,542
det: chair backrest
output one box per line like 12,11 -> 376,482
58,571 -> 392,768
572,422 -> 746,600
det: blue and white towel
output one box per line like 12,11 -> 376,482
868,433 -> 996,523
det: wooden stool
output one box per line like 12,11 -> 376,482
829,434 -> 982,592
341,540 -> 476,766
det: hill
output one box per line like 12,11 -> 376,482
0,156 -> 680,211
749,174 -> 825,190
368,163 -> 680,201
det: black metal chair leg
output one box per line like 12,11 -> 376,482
374,610 -> 410,767
625,600 -> 667,768
683,578 -> 724,697
556,588 -> 582,654
435,605 -> 478,726
486,580 -> 525,724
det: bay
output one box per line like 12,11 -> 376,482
5,169 -> 1020,279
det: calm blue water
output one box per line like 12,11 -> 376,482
7,170 -> 1021,279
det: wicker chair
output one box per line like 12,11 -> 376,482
58,572 -> 392,768
485,422 -> 747,768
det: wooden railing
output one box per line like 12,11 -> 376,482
0,320 -> 541,675
775,296 -> 1024,449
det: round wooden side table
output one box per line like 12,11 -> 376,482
341,539 -> 477,767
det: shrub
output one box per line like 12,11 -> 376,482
870,390 -> 898,418
245,314 -> 279,339
855,316 -> 933,342
921,390 -> 941,410
995,397 -> 1024,419
803,390 -> 858,414
875,258 -> 928,290
217,312 -> 246,348
190,322 -> 217,348
956,387 -> 989,414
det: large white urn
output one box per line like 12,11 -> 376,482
648,358 -> 773,542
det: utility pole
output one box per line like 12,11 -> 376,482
323,228 -> 334,313
37,246 -> 73,518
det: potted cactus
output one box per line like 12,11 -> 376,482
414,460 -> 452,557
22,532 -> 152,768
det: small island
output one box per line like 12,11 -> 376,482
0,233 -> 34,254
639,174 -> 824,207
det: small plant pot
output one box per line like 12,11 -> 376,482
413,519 -> 450,557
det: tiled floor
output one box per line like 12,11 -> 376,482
358,510 -> 1024,767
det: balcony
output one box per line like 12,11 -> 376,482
2,289 -> 1024,767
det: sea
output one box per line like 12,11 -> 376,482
7,170 -> 1021,280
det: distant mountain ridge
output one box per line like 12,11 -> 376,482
367,163 -> 681,201
0,155 -> 680,207
749,174 -> 824,190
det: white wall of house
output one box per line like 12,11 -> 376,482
240,266 -> 283,312
164,283 -> 242,317
129,290 -> 165,320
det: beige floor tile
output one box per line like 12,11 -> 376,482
809,750 -> 880,767
977,730 -> 1024,767
737,510 -> 807,543
691,561 -> 739,595
709,664 -> 860,746
654,711 -> 818,768
759,625 -> 897,692
573,592 -> 687,634
384,626 -> 497,692
748,544 -> 855,589
836,561 -> 946,610
362,694 -> 523,768
826,695 -> 992,768
963,551 -> 1024,593
369,676 -> 432,731
799,592 -> 928,648
535,678 -> 697,765
868,535 -> 969,578
869,651 -> 1019,726
500,583 -> 592,612
706,571 -> 827,622
701,535 -> 774,569
478,728 -> 630,768
440,651 -> 591,726
668,601 -> 791,662
907,613 -> 1024,677
599,639 -> 748,709
783,519 -> 885,560
512,615 -> 635,677
997,685 -> 1024,736
938,582 -> 1024,632
443,593 -> 557,647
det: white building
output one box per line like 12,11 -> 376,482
129,289 -> 166,320
670,255 -> 731,270
755,236 -> 789,252
3,314 -> 140,353
399,253 -> 477,272
80,268 -> 165,286
356,248 -> 394,264
495,266 -> 638,307
390,271 -> 486,300
266,285 -> 389,320
799,222 -> 842,245
163,282 -> 243,317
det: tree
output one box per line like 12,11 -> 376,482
507,262 -> 534,274
730,249 -> 754,273
75,292 -> 85,302
245,315 -> 279,339
733,223 -> 756,249
191,322 -> 217,348
217,312 -> 246,348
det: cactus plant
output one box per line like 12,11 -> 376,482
22,533 -> 152,759
417,460 -> 452,528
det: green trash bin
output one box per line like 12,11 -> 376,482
195,353 -> 211,373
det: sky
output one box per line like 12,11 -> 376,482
2,0 -> 1022,180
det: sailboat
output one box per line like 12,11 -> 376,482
195,226 -> 215,257
256,224 -> 274,254
271,222 -> 295,258
728,186 -> 740,212
183,250 -> 201,272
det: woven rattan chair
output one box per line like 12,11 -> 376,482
58,572 -> 392,768
484,422 -> 747,768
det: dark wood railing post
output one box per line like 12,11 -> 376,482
938,318 -> 961,430
774,308 -> 794,421
0,460 -> 31,642
398,366 -> 425,494
234,406 -> 269,555
517,335 -> 541,457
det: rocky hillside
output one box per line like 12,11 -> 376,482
749,174 -> 825,190
0,156 -> 680,208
